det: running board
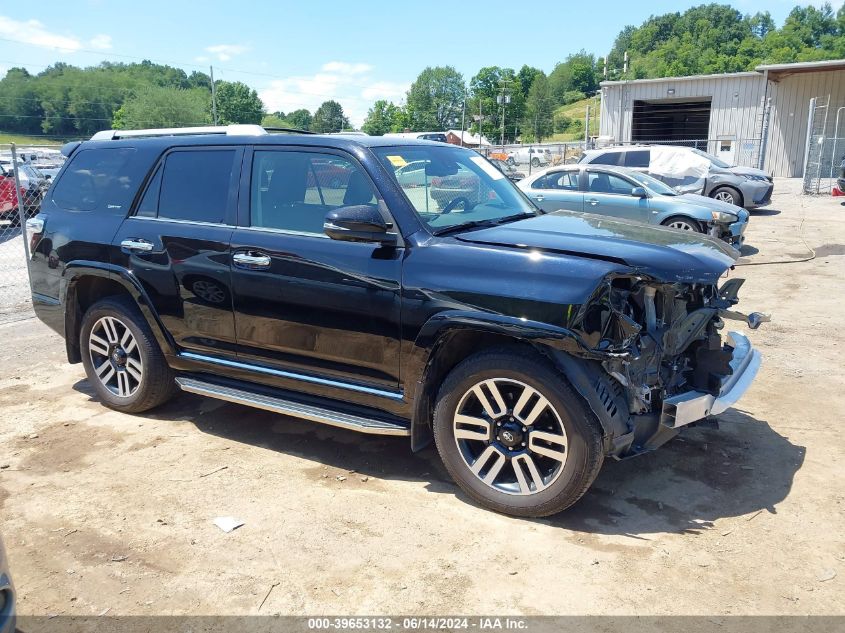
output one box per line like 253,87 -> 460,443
175,377 -> 410,436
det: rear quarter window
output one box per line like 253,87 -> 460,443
588,152 -> 622,166
624,150 -> 650,168
51,148 -> 137,212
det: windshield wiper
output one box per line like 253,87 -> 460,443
432,212 -> 537,237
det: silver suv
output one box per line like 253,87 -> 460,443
579,145 -> 773,209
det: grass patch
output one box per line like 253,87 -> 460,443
548,97 -> 601,142
0,132 -> 74,146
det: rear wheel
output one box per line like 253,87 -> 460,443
432,348 -> 604,517
531,157 -> 540,168
80,296 -> 177,413
662,215 -> 703,233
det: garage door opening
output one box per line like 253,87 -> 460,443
631,98 -> 712,146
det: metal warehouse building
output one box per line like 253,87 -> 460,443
599,59 -> 845,179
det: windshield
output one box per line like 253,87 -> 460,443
374,145 -> 537,233
691,147 -> 731,169
626,170 -> 678,196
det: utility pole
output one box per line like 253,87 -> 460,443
497,80 -> 511,147
584,105 -> 590,147
210,66 -> 219,125
460,87 -> 467,146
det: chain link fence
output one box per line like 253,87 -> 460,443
0,143 -> 64,324
802,96 -> 845,195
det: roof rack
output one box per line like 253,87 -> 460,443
90,124 -> 268,141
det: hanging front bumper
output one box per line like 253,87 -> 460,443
661,332 -> 762,429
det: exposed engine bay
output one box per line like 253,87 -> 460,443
573,273 -> 768,458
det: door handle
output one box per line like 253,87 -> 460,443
120,238 -> 153,252
586,198 -> 599,206
233,251 -> 271,269
533,195 -> 545,202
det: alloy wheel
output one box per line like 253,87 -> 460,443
88,316 -> 143,398
667,219 -> 698,231
192,279 -> 226,304
714,191 -> 736,204
453,378 -> 568,496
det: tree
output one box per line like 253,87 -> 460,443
311,100 -> 350,132
522,73 -> 553,142
468,66 -> 524,144
549,52 -> 597,104
112,86 -> 210,129
362,100 -> 401,136
214,81 -> 264,124
286,109 -> 313,130
405,66 -> 465,131
517,65 -> 544,98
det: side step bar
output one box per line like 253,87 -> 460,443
175,377 -> 410,436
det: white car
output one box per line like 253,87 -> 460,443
507,147 -> 551,168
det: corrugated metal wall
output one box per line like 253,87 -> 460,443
766,69 -> 845,177
599,70 -> 845,177
599,73 -> 767,169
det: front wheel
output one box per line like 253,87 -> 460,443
432,348 -> 604,517
710,186 -> 742,207
80,296 -> 177,413
662,215 -> 703,233
531,157 -> 540,168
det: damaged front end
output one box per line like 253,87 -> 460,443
570,273 -> 767,459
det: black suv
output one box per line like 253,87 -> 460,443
26,125 -> 765,517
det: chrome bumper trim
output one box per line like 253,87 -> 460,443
661,332 -> 761,428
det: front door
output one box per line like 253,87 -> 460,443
526,170 -> 583,213
229,147 -> 403,399
112,146 -> 242,357
584,169 -> 649,222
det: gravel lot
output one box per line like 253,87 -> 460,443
1,178 -> 844,617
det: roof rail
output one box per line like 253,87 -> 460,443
263,126 -> 315,135
90,124 -> 268,141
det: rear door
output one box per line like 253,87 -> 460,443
584,169 -> 649,222
525,170 -> 583,213
111,146 -> 242,357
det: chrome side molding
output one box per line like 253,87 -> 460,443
175,377 -> 410,436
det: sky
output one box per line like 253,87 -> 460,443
0,0 -> 830,126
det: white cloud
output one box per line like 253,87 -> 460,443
0,16 -> 82,51
205,44 -> 249,62
259,63 -> 409,128
194,55 -> 210,63
89,34 -> 112,50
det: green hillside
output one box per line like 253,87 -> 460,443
549,97 -> 601,142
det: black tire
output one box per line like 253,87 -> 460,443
531,157 -> 540,168
432,347 -> 604,517
80,295 -> 177,413
661,215 -> 703,233
710,186 -> 743,207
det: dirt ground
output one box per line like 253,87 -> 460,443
1,178 -> 844,617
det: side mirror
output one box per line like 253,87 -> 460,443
324,205 -> 396,245
631,186 -> 648,198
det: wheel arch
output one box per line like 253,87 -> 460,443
64,263 -> 175,364
408,312 -> 626,452
710,185 -> 744,207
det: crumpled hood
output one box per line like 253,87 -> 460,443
714,164 -> 771,179
456,210 -> 738,283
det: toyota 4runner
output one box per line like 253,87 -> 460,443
26,125 -> 766,517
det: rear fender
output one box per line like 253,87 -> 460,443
63,262 -> 176,363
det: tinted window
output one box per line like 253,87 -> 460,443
589,152 -> 621,166
157,150 -> 237,223
588,171 -> 636,195
136,166 -> 162,217
534,171 -> 579,190
51,148 -> 136,212
251,151 -> 377,234
624,150 -> 650,168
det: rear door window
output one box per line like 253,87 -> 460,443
154,149 -> 238,223
624,150 -> 650,168
589,152 -> 621,166
51,148 -> 136,212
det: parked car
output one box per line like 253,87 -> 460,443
518,165 -> 749,248
26,124 -> 765,518
1,161 -> 47,216
0,533 -> 15,633
0,174 -> 26,224
578,145 -> 773,209
508,146 -> 551,168
394,160 -> 429,187
490,158 -> 525,181
383,132 -> 448,143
